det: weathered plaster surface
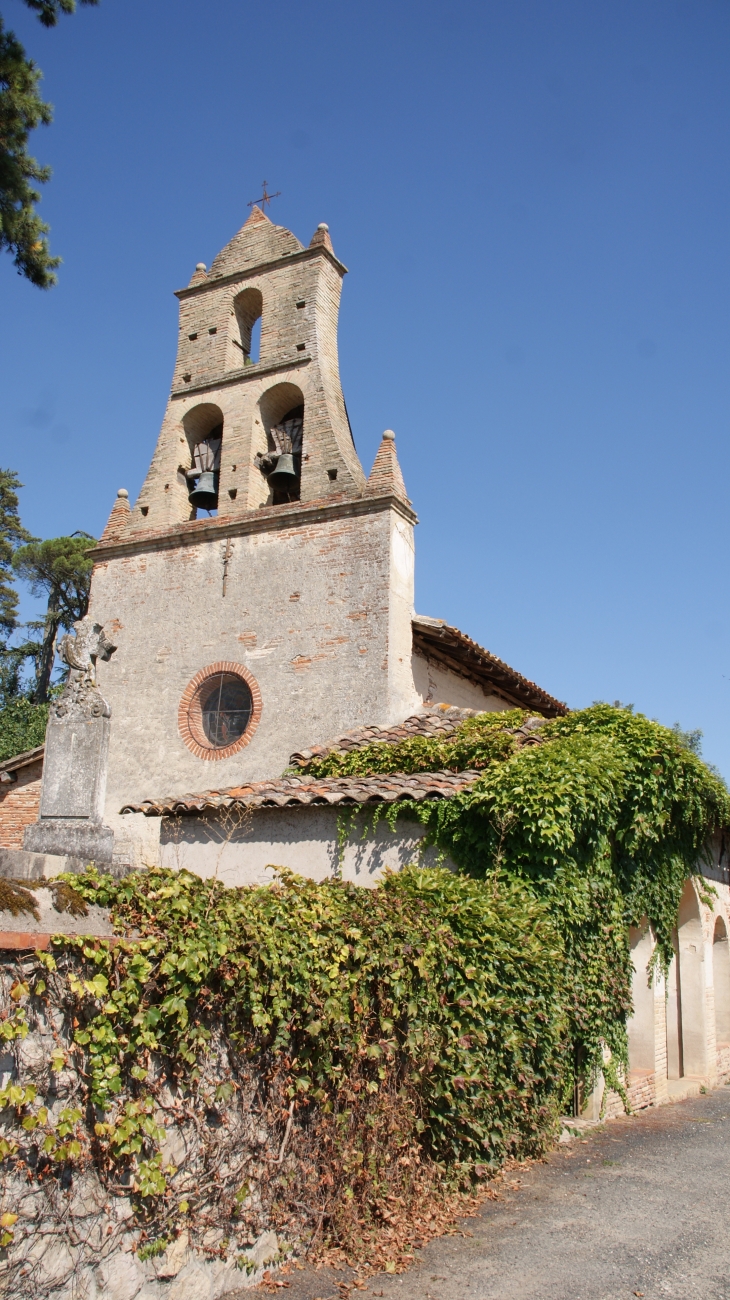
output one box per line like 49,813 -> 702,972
157,806 -> 450,888
91,504 -> 422,819
411,652 -> 511,713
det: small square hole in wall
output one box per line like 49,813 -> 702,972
188,332 -> 198,340
183,373 -> 191,382
208,327 -> 217,335
141,506 -> 149,516
296,343 -> 306,352
296,300 -> 306,309
228,488 -> 237,500
327,468 -> 338,481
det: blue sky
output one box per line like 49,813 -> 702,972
1,0 -> 729,772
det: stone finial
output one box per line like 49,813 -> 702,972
100,487 -> 131,543
188,263 -> 209,287
309,222 -> 334,253
364,430 -> 409,503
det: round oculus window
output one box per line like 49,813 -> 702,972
178,661 -> 262,760
200,673 -> 252,747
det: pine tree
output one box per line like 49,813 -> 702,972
12,532 -> 96,701
0,468 -> 34,634
0,0 -> 98,287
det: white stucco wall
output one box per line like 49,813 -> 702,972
153,804 -> 451,889
411,652 -> 510,713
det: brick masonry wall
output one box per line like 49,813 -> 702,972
0,761 -> 43,850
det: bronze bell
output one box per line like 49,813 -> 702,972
189,470 -> 219,510
268,453 -> 297,489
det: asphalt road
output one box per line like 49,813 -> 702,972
251,1085 -> 730,1300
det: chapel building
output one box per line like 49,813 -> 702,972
69,208 -> 565,871
4,210 -> 730,1120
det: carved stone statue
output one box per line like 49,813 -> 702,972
23,617 -> 118,867
53,618 -> 117,722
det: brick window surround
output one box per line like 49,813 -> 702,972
178,662 -> 262,761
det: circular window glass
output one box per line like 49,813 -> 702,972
179,662 -> 262,761
201,673 -> 253,748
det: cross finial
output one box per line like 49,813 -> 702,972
247,180 -> 281,215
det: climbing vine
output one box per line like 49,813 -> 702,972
0,866 -> 566,1274
302,705 -> 730,1098
1,704 -> 726,1283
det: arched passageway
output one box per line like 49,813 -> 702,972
675,880 -> 708,1079
628,923 -> 656,1076
666,930 -> 684,1080
713,917 -> 730,1066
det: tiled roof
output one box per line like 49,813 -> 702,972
289,704 -> 483,767
122,714 -> 548,817
412,617 -> 568,717
0,745 -> 45,778
121,769 -> 480,818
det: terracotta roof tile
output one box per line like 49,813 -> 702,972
121,715 -> 548,817
121,769 -> 480,818
290,706 -> 547,768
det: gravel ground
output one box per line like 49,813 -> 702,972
243,1084 -> 730,1300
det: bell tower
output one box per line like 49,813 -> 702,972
125,207 -> 365,532
87,209 -> 421,867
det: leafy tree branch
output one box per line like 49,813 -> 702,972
0,0 -> 98,286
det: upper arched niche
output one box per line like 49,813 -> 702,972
182,403 -> 224,455
226,288 -> 263,370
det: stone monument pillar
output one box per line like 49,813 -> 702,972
24,617 -> 117,866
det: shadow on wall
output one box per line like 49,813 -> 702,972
159,806 -> 449,888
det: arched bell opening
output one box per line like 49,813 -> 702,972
627,922 -> 656,1081
255,383 -> 304,506
182,403 -> 224,517
713,917 -> 730,1055
227,288 -> 263,371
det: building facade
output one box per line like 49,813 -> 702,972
10,208 -> 729,1115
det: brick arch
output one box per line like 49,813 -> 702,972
178,661 -> 262,761
227,287 -> 263,370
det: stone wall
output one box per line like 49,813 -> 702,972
0,759 -> 42,850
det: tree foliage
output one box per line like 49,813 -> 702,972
12,532 -> 95,701
0,694 -> 48,760
0,0 -> 98,287
0,468 -> 34,634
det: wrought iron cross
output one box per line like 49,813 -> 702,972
247,180 -> 281,214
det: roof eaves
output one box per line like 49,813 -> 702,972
0,745 -> 45,776
412,617 -> 567,717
